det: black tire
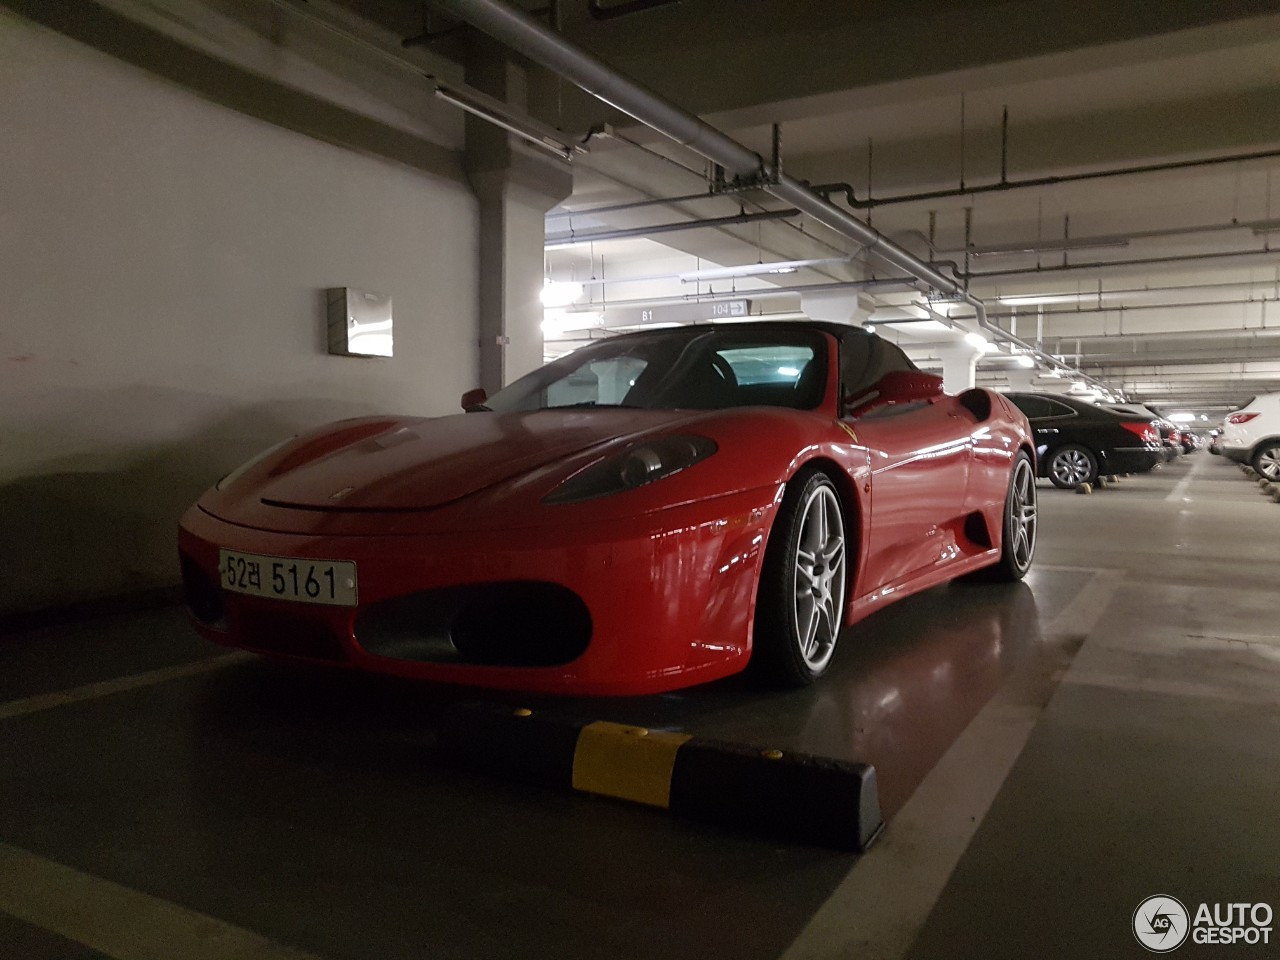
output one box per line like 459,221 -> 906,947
1252,442 -> 1280,482
987,452 -> 1037,581
1048,444 -> 1098,489
751,469 -> 848,687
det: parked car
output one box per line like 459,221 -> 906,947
1004,393 -> 1164,488
179,321 -> 1037,695
1102,403 -> 1181,461
1220,393 -> 1280,480
1208,428 -> 1223,455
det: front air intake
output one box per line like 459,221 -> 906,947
356,582 -> 591,668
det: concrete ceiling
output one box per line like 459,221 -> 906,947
341,0 -> 1280,415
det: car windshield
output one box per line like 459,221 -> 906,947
483,328 -> 828,413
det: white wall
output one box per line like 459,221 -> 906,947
0,14 -> 478,614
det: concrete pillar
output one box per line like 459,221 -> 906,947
937,342 -> 984,394
800,290 -> 875,326
1005,369 -> 1038,391
463,47 -> 572,393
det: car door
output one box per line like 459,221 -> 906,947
1005,394 -> 1080,465
839,336 -> 973,595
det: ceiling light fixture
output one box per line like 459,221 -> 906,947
432,78 -> 585,161
541,279 -> 585,308
678,257 -> 851,283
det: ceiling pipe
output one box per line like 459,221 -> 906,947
942,247 -> 1280,282
937,217 -> 1280,258
545,207 -> 800,248
430,0 -> 1096,385
976,296 -> 1280,321
807,146 -> 1280,211
574,277 -> 916,311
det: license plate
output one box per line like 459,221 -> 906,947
219,550 -> 358,607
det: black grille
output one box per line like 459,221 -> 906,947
356,582 -> 591,667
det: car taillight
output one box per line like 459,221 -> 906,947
1226,412 -> 1259,425
1120,421 -> 1158,444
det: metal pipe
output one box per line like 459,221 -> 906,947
434,0 -> 1084,385
951,246 -> 1280,281
432,0 -> 968,296
799,147 -> 1280,211
576,277 -> 916,311
975,296 -> 1280,322
545,207 -> 799,248
937,216 -> 1280,257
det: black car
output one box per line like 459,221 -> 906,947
1003,393 -> 1166,488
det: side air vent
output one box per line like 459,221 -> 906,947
958,388 -> 992,421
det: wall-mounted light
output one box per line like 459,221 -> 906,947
541,279 -> 585,308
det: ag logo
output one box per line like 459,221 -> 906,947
1134,895 -> 1190,952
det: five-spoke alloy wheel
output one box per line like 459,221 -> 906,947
990,452 -> 1037,581
753,469 -> 848,687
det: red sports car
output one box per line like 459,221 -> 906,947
178,321 -> 1037,695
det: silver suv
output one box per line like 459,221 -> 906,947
1221,393 -> 1280,480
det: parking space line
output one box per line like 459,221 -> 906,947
1043,568 -> 1124,638
780,570 -> 1119,960
0,841 -> 323,960
1164,453 -> 1205,502
0,653 -> 252,722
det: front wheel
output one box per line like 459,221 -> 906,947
1049,444 -> 1098,489
988,452 -> 1037,581
1253,442 -> 1280,481
751,469 -> 848,687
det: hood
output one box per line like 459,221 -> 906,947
253,409 -> 698,511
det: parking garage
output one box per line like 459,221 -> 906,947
3,2 -> 1280,958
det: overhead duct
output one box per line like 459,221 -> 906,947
430,0 -> 1109,388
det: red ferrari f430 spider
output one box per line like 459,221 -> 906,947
179,321 -> 1037,695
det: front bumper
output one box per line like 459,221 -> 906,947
178,486 -> 778,696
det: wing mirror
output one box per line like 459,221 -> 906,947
460,387 -> 489,411
845,370 -> 944,418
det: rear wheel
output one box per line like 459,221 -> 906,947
988,453 -> 1037,581
752,469 -> 848,687
1253,442 -> 1280,482
1049,444 -> 1098,489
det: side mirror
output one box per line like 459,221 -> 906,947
846,370 -> 944,418
460,387 -> 488,411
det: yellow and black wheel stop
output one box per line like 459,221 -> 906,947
437,701 -> 883,852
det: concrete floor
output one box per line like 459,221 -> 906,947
1,453 -> 1277,959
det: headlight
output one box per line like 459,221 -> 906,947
215,436 -> 298,491
544,435 -> 717,504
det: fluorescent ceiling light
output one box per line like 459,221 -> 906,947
1167,412 -> 1196,423
1015,354 -> 1036,368
995,293 -> 1090,307
678,257 -> 850,283
964,331 -> 996,352
891,319 -> 956,337
541,279 -> 584,308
